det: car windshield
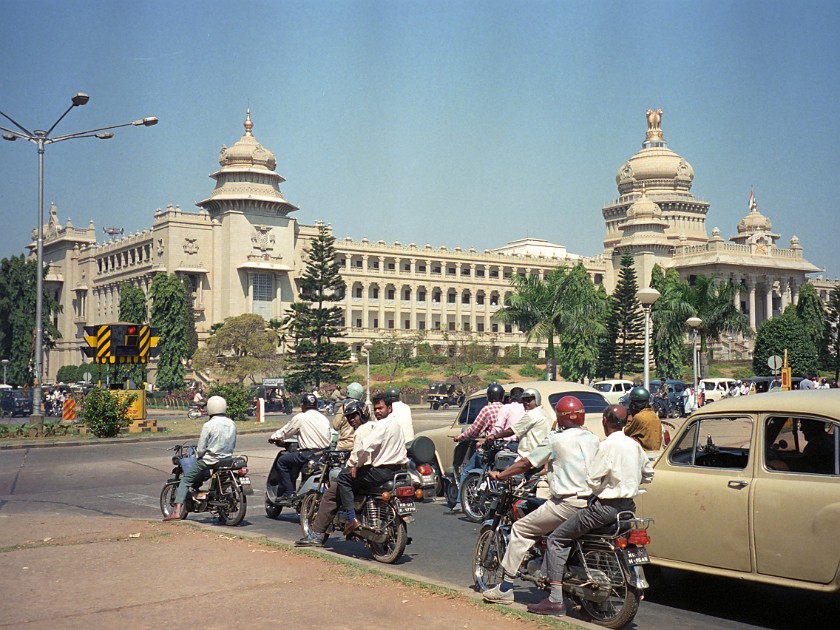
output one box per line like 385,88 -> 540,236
548,391 -> 609,414
594,383 -> 613,393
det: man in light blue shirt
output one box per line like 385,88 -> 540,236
164,395 -> 237,521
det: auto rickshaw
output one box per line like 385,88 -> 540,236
426,381 -> 465,410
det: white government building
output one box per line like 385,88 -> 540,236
32,109 -> 836,383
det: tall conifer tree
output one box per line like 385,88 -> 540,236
599,254 -> 644,378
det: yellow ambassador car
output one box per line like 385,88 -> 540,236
637,389 -> 840,592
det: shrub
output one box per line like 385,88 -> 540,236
207,383 -> 253,422
82,388 -> 137,438
518,363 -> 544,379
483,368 -> 511,382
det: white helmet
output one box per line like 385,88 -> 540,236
347,382 -> 364,400
206,395 -> 227,416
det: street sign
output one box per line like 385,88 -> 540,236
262,377 -> 285,387
83,372 -> 92,382
767,355 -> 782,371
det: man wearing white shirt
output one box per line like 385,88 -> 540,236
386,386 -> 414,443
491,388 -> 551,460
337,392 -> 408,537
528,405 -> 654,616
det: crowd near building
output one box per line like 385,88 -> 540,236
31,109 -> 837,383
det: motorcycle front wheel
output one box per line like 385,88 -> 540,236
299,492 -> 320,538
444,478 -> 459,509
460,474 -> 489,523
187,408 -> 202,420
576,550 -> 642,629
264,492 -> 283,519
367,500 -> 407,564
216,476 -> 247,526
472,525 -> 506,591
159,481 -> 187,519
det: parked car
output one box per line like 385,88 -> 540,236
0,389 -> 34,417
415,381 -> 612,476
698,378 -> 737,404
592,379 -> 634,404
636,390 -> 840,592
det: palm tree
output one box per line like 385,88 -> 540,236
492,269 -> 562,359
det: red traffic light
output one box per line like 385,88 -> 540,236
127,325 -> 138,335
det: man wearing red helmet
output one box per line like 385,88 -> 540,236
482,396 -> 600,606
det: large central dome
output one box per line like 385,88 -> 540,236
615,109 -> 694,195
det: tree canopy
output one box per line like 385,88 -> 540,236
193,313 -> 279,385
753,307 -> 818,376
598,254 -> 643,378
149,273 -> 192,391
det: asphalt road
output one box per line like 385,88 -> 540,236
1,410 -> 837,629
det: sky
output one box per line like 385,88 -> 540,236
1,1 -> 839,278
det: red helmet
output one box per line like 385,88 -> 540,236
554,396 -> 585,426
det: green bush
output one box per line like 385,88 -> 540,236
82,388 -> 137,438
518,363 -> 544,379
208,383 -> 253,422
483,368 -> 512,382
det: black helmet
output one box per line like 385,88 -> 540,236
343,400 -> 370,423
486,383 -> 505,403
385,387 -> 400,403
629,387 -> 650,404
301,393 -> 318,411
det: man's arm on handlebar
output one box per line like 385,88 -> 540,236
488,456 -> 532,481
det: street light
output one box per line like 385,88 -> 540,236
687,316 -> 702,396
0,94 -> 157,420
636,287 -> 661,391
362,341 -> 373,407
1,359 -> 8,385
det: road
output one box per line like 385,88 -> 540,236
1,409 -> 837,629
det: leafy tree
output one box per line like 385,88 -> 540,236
370,331 -> 422,383
56,365 -> 80,383
442,329 -> 491,387
192,313 -> 278,385
795,283 -> 827,365
149,273 -> 192,391
753,308 -> 818,376
557,265 -> 609,382
118,283 -> 148,388
181,276 -> 200,360
824,287 -> 840,382
207,382 -> 253,422
598,254 -> 644,378
81,387 -> 137,438
284,224 -> 350,389
0,255 -> 61,386
649,265 -> 686,379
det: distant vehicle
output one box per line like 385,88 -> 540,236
699,378 -> 737,404
592,379 -> 634,404
426,381 -> 464,410
0,389 -> 34,417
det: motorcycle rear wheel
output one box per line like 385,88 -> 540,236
576,550 -> 642,629
264,492 -> 283,519
472,525 -> 506,591
444,478 -> 459,509
368,500 -> 407,564
187,408 -> 202,420
216,476 -> 247,526
159,481 -> 187,519
460,474 -> 489,523
299,492 -> 320,538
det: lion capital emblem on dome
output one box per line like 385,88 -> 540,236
645,108 -> 664,140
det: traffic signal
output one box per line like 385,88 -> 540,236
112,324 -> 142,357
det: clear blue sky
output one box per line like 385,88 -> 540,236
2,1 -> 839,278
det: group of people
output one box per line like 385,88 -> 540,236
799,375 -> 835,390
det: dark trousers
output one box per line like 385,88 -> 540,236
336,465 -> 402,514
545,497 -> 635,582
312,481 -> 340,535
275,450 -> 316,495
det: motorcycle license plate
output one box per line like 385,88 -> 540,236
624,548 -> 650,566
396,500 -> 416,515
239,477 -> 254,495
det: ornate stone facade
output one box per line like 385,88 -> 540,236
30,110 -> 836,382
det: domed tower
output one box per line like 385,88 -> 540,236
730,192 -> 779,254
602,110 -> 710,255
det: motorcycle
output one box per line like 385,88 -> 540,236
264,438 -> 326,518
406,436 -> 440,501
160,443 -> 251,526
472,479 -> 653,629
299,459 -> 421,564
460,440 -> 518,522
187,401 -> 206,420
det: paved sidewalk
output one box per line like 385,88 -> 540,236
0,514 -> 585,630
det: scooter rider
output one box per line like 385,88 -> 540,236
163,395 -> 236,522
295,400 -> 373,547
482,396 -> 600,604
624,386 -> 662,451
333,382 -> 364,451
269,393 -> 331,502
529,404 -> 654,616
337,392 -> 408,537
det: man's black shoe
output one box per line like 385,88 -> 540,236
295,533 -> 326,547
344,518 -> 361,538
527,597 -> 566,616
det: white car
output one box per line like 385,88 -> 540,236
592,379 -> 634,404
698,378 -> 737,404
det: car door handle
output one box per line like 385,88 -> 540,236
727,480 -> 749,489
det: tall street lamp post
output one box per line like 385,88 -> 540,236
1,94 -> 157,420
1,359 -> 8,386
687,316 -> 702,395
636,288 -> 661,392
362,341 -> 373,407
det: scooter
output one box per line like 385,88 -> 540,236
264,438 -> 326,518
405,436 -> 440,501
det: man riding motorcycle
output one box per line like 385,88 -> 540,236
163,395 -> 236,522
296,399 -> 373,547
488,387 -> 551,460
624,386 -> 662,451
333,382 -> 365,451
481,396 -> 600,605
385,386 -> 414,443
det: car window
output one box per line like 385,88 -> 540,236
669,416 -> 753,469
766,417 -> 839,475
623,383 -> 633,392
547,391 -> 609,415
458,397 -> 487,425
594,383 -> 612,393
